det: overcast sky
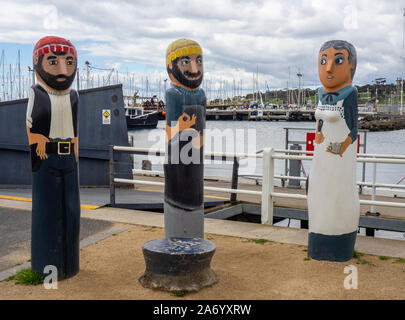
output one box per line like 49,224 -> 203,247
0,0 -> 404,96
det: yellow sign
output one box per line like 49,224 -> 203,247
102,109 -> 111,125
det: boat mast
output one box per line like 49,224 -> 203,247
401,8 -> 405,115
297,70 -> 302,107
287,66 -> 291,105
9,64 -> 12,100
18,50 -> 21,99
1,50 -> 4,101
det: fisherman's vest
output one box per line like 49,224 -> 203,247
30,84 -> 78,138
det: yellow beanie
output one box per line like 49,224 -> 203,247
166,38 -> 202,67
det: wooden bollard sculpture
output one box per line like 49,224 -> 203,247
307,40 -> 360,261
26,36 -> 80,279
139,39 -> 217,291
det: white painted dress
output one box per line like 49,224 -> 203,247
307,94 -> 360,261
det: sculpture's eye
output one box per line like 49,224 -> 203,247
196,56 -> 202,65
335,55 -> 345,65
67,60 -> 73,66
49,60 -> 58,66
181,59 -> 189,66
320,57 -> 327,65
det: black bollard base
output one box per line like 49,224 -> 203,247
139,238 -> 217,292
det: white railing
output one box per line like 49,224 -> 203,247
111,146 -> 405,225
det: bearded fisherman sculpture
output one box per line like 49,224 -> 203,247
139,39 -> 216,292
26,36 -> 80,279
307,40 -> 360,262
164,38 -> 206,238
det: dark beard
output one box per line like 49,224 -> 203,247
168,61 -> 203,89
35,66 -> 76,91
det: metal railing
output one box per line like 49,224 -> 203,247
283,127 -> 369,190
109,145 -> 259,206
109,145 -> 405,226
261,148 -> 405,225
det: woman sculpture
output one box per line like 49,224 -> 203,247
307,40 -> 360,262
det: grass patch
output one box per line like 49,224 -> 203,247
206,235 -> 214,240
143,226 -> 157,232
353,250 -> 364,259
171,290 -> 188,297
393,258 -> 405,264
356,259 -> 375,266
304,257 -> 311,261
249,238 -> 272,245
303,249 -> 308,252
112,233 -> 117,236
379,256 -> 390,261
7,268 -> 44,285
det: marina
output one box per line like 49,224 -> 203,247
1,83 -> 404,244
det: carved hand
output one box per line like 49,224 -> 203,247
338,136 -> 353,157
178,113 -> 196,132
326,136 -> 352,157
315,132 -> 324,144
31,133 -> 50,160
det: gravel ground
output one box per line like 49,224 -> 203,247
1,224 -> 405,300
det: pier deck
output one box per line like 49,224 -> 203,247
205,108 -> 376,121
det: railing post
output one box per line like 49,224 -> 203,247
283,128 -> 289,187
366,156 -> 380,218
371,158 -> 376,214
109,145 -> 116,207
360,131 -> 368,195
230,157 -> 239,202
261,148 -> 274,225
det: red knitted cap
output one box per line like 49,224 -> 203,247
33,36 -> 76,61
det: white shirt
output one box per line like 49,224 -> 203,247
26,83 -> 75,139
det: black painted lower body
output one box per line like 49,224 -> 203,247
308,231 -> 357,262
31,153 -> 80,279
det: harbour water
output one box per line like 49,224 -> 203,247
129,120 -> 405,240
129,120 -> 405,186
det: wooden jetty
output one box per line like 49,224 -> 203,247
206,108 -> 377,121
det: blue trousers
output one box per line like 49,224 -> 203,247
31,153 -> 80,279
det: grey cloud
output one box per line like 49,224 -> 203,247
0,0 -> 404,88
